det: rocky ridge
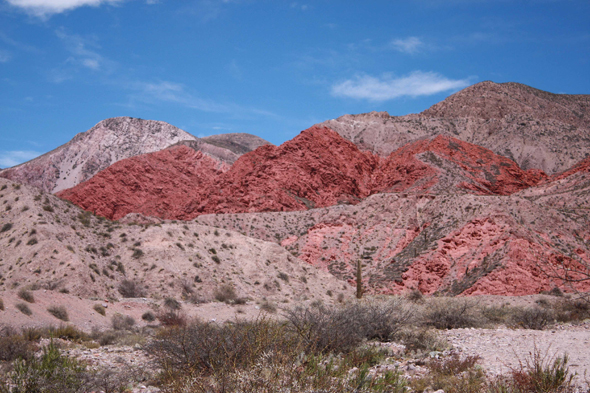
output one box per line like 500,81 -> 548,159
320,81 -> 590,174
0,117 -> 270,193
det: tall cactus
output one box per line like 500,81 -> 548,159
356,260 -> 363,299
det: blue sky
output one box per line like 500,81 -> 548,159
1,0 -> 589,168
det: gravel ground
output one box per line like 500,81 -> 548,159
443,321 -> 590,389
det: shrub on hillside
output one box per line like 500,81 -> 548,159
111,313 -> 135,331
18,288 -> 35,303
117,279 -> 146,298
47,305 -> 69,322
214,284 -> 237,303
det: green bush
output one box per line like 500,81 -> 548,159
7,341 -> 88,393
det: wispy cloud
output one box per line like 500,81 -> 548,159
125,79 -> 281,119
331,71 -> 472,101
0,50 -> 11,63
390,37 -> 423,54
5,0 -> 124,18
55,28 -> 114,72
0,150 -> 42,168
128,80 -> 230,112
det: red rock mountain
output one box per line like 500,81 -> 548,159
58,126 -> 549,221
25,81 -> 590,297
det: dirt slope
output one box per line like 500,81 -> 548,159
0,177 -> 349,318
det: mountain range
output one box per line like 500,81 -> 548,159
1,81 -> 589,303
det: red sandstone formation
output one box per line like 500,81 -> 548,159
58,127 -> 548,221
57,145 -> 224,220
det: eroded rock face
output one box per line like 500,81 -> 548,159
0,117 -> 270,193
58,127 -> 547,221
320,81 -> 590,174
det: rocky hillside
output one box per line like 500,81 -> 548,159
57,126 -> 548,221
0,117 -> 270,193
195,166 -> 590,296
0,177 -> 348,306
320,81 -> 590,174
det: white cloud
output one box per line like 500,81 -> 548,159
390,37 -> 423,54
5,0 -> 123,17
331,71 -> 472,101
0,150 -> 42,168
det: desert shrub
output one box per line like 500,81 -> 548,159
148,318 -> 406,393
18,288 -> 35,303
6,341 -> 89,393
482,304 -> 517,324
277,272 -> 289,282
211,255 -> 221,264
406,289 -> 424,303
551,297 -> 590,323
27,237 -> 38,245
131,248 -> 144,259
285,300 -> 411,353
0,223 -> 12,233
488,348 -> 574,393
157,310 -> 187,327
510,307 -> 554,330
92,330 -> 120,346
142,311 -> 156,322
47,305 -> 69,321
21,325 -> 89,342
393,326 -> 449,355
421,297 -> 483,329
93,304 -> 106,316
117,279 -> 146,298
16,302 -> 32,316
148,318 -> 300,376
0,328 -> 34,361
0,297 -> 4,311
111,313 -> 135,331
164,297 -> 181,310
214,283 -> 237,303
410,353 -> 485,393
260,300 -> 277,313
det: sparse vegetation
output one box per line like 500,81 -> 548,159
18,288 -> 35,303
142,311 -> 156,322
47,305 -> 69,321
0,223 -> 12,233
111,313 -> 135,330
214,283 -> 238,303
16,302 -> 32,316
117,279 -> 147,298
93,304 -> 106,316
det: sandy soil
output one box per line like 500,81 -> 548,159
444,322 -> 590,389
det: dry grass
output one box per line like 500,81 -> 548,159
47,305 -> 69,321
